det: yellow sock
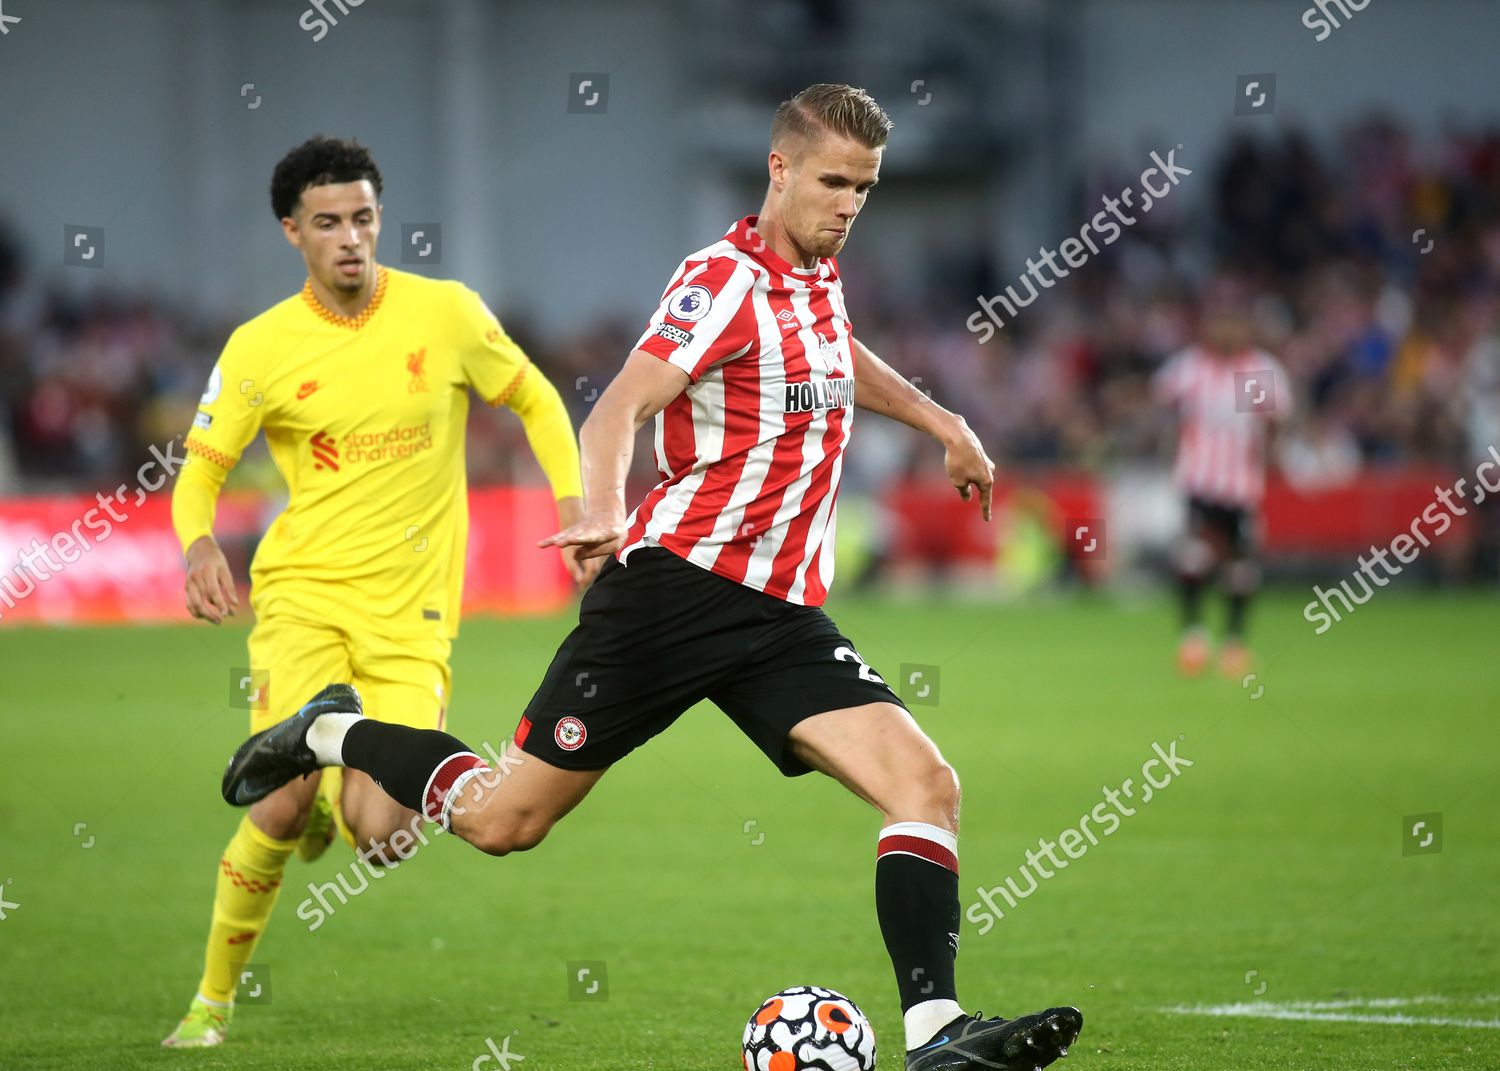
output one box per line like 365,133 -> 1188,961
196,816 -> 297,1005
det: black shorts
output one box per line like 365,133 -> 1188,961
513,547 -> 904,776
1187,497 -> 1258,558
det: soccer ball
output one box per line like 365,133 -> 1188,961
741,985 -> 876,1071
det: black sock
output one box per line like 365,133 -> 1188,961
341,721 -> 488,822
1227,591 -> 1250,640
1179,572 -> 1205,630
876,824 -> 961,1012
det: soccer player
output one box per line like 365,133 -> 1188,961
220,88 -> 1084,1069
162,136 -> 591,1047
1154,281 -> 1292,677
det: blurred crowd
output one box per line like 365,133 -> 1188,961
841,114 -> 1500,488
4,115 -> 1500,497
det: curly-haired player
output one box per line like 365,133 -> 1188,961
162,135 -> 590,1047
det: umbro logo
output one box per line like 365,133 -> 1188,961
776,308 -> 798,332
297,380 -> 320,400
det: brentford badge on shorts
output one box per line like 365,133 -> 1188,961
555,716 -> 587,751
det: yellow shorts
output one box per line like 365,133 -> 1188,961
245,615 -> 451,734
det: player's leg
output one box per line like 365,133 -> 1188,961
337,633 -> 454,863
712,609 -> 1080,1069
224,679 -> 603,856
1219,507 -> 1260,677
786,702 -> 1081,1070
163,617 -> 348,1048
1174,497 -> 1215,675
223,549 -> 748,854
790,701 -> 965,1034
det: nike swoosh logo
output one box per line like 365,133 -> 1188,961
916,1034 -> 950,1051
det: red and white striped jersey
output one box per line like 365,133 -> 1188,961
620,216 -> 856,606
1153,346 -> 1291,507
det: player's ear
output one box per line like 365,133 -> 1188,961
768,148 -> 789,189
279,214 -> 302,250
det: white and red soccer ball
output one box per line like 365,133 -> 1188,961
741,985 -> 876,1071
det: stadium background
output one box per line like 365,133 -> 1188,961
1,2 -> 1497,1069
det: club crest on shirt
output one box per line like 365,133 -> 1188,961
407,347 -> 429,393
666,284 -> 713,323
555,716 -> 587,751
807,334 -> 843,374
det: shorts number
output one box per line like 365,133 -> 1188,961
833,645 -> 885,685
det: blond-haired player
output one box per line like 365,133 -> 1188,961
219,92 -> 1084,1070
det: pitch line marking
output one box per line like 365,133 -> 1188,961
1162,996 -> 1500,1029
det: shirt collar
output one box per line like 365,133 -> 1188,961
725,216 -> 824,278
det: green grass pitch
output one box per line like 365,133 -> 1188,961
1,591 -> 1496,1069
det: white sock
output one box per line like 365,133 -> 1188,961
306,712 -> 363,766
905,998 -> 965,1051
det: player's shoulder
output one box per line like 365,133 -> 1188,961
661,237 -> 762,301
380,265 -> 476,307
220,291 -> 306,361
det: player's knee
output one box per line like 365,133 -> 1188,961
1226,558 -> 1261,594
248,783 -> 315,840
926,760 -> 961,821
1176,537 -> 1214,577
885,756 -> 960,827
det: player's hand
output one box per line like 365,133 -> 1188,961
942,416 -> 996,521
538,512 -> 628,563
559,544 -> 605,588
183,535 -> 239,624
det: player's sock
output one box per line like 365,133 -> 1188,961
1225,558 -> 1259,643
1179,571 -> 1205,631
340,720 -> 490,826
196,816 -> 295,1004
874,821 -> 965,1050
305,711 -> 364,766
1226,591 -> 1249,640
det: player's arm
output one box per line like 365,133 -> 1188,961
541,255 -> 752,556
173,461 -> 238,624
172,339 -> 264,624
851,336 -> 996,521
538,351 -> 688,560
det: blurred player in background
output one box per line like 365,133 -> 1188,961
1154,279 -> 1292,677
219,86 -> 1084,1071
161,135 -> 590,1047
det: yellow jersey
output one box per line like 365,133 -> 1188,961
174,266 -> 581,638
